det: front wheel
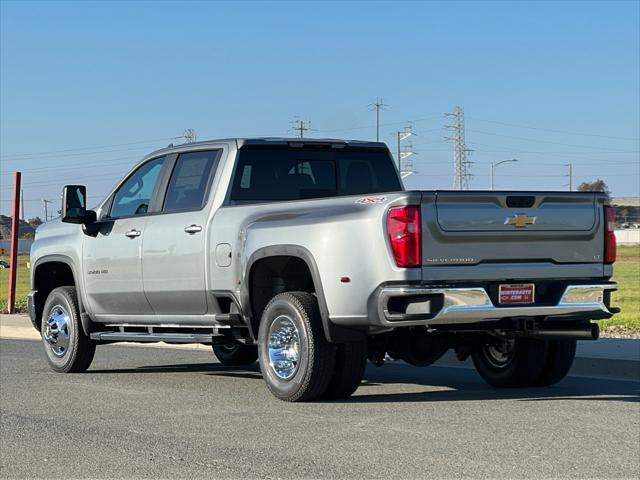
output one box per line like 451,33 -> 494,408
258,292 -> 336,402
212,344 -> 258,366
41,286 -> 96,373
471,337 -> 548,388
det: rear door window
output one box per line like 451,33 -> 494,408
163,150 -> 219,212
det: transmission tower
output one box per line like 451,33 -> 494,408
183,129 -> 196,143
368,97 -> 388,142
397,124 -> 416,179
290,119 -> 311,138
444,106 -> 473,190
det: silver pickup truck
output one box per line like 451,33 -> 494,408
28,138 -> 618,401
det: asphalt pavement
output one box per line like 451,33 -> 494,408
1,338 -> 638,479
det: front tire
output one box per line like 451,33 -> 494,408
41,286 -> 96,373
472,337 -> 548,388
212,344 -> 258,366
258,292 -> 336,402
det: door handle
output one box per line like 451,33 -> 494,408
125,229 -> 141,238
184,224 -> 203,234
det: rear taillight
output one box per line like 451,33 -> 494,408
387,206 -> 420,268
604,205 -> 616,264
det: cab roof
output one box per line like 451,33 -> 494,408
143,137 -> 388,160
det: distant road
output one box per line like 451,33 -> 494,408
1,338 -> 638,479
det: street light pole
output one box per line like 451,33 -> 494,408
490,162 -> 494,191
490,159 -> 518,190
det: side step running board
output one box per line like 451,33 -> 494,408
90,332 -> 220,343
215,313 -> 243,325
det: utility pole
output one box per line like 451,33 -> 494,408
396,124 -> 416,179
183,129 -> 196,143
290,119 -> 310,138
444,106 -> 473,190
368,98 -> 388,142
564,163 -> 573,191
7,172 -> 21,313
21,189 -> 24,221
42,199 -> 54,222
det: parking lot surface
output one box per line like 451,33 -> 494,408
1,338 -> 638,479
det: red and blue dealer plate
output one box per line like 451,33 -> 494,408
498,283 -> 535,304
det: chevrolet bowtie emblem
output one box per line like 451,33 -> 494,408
505,214 -> 537,228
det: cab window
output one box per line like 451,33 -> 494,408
110,157 -> 165,218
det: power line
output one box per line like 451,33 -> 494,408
1,195 -> 106,203
311,114 -> 442,134
467,129 -> 635,151
465,140 -> 640,155
444,106 -> 473,190
1,157 -> 137,174
466,116 -> 640,141
0,137 -> 177,160
3,174 -> 123,189
0,145 -> 167,163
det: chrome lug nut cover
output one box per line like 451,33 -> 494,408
268,315 -> 301,380
43,305 -> 71,357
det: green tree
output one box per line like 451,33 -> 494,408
27,217 -> 43,228
577,179 -> 610,201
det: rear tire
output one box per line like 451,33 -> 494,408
321,341 -> 368,400
212,344 -> 258,366
472,337 -> 548,388
258,292 -> 336,402
41,286 -> 96,373
534,340 -> 577,386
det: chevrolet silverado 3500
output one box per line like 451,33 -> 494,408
28,138 -> 618,401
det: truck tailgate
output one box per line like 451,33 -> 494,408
420,191 -> 606,279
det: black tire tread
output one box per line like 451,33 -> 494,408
212,344 -> 258,366
534,340 -> 577,386
260,291 -> 336,402
322,341 -> 367,400
472,338 -> 547,388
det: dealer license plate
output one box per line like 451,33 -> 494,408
498,283 -> 535,304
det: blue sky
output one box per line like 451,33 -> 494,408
1,0 -> 639,219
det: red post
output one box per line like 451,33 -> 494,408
7,172 -> 21,314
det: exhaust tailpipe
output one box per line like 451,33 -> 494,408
521,323 -> 599,341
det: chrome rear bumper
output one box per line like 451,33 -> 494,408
377,283 -> 617,327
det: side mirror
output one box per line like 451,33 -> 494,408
61,185 -> 89,224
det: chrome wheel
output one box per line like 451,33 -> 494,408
43,304 -> 71,358
482,338 -> 515,369
268,315 -> 301,380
